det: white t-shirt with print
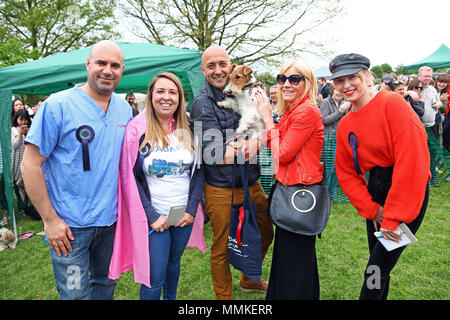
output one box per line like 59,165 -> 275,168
142,134 -> 194,218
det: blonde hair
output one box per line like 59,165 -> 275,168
139,72 -> 193,154
276,59 -> 318,116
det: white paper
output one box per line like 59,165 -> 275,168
374,223 -> 418,251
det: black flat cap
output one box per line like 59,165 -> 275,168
382,75 -> 395,84
329,53 -> 370,80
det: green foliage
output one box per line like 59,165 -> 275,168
0,0 -> 119,67
123,0 -> 344,65
1,181 -> 449,300
371,63 -> 394,78
256,72 -> 277,88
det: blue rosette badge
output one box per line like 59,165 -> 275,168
139,143 -> 152,158
348,131 -> 362,175
76,125 -> 95,171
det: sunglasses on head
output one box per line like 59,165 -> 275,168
276,74 -> 305,86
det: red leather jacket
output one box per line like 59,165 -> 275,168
266,93 -> 324,185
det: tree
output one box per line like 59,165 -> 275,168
370,65 -> 382,78
121,0 -> 343,65
371,63 -> 394,78
380,63 -> 393,74
0,0 -> 119,67
256,72 -> 276,87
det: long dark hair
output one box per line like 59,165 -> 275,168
12,109 -> 32,128
11,98 -> 24,123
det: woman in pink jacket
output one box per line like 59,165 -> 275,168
109,72 -> 206,300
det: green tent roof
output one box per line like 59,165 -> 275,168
0,42 -> 205,97
403,44 -> 450,71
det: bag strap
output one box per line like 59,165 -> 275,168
231,150 -> 250,207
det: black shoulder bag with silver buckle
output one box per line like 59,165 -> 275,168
269,155 -> 330,236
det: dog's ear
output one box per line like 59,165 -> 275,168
243,65 -> 253,76
231,63 -> 237,72
6,230 -> 15,243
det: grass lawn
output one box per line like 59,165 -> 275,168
1,181 -> 448,300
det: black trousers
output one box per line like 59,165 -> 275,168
266,226 -> 319,300
360,167 -> 429,300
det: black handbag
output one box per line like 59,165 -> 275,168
269,155 -> 330,236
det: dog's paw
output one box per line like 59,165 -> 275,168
218,100 -> 231,108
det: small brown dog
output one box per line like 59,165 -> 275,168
0,227 -> 16,251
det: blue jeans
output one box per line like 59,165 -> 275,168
140,224 -> 193,300
49,224 -> 117,300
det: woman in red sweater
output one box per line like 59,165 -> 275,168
330,53 -> 430,300
253,59 -> 324,299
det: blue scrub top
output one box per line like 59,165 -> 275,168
25,86 -> 132,227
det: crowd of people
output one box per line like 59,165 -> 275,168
1,39 -> 448,301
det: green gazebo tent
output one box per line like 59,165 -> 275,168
0,42 -> 205,239
403,44 -> 450,71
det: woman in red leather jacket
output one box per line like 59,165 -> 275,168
254,59 -> 324,300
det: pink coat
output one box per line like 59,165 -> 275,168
108,111 -> 206,287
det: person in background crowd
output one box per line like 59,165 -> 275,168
190,45 -> 273,300
435,74 -> 449,116
404,78 -> 426,119
319,83 -> 351,200
418,66 -> 443,186
253,59 -> 324,300
269,85 -> 278,110
125,93 -> 139,117
31,99 -> 45,118
331,53 -> 430,300
269,84 -> 280,123
399,75 -> 409,85
442,72 -> 450,151
391,81 -> 406,96
419,66 -> 442,139
11,98 -> 25,124
318,76 -> 331,99
21,40 -> 133,300
380,75 -> 395,91
11,109 -> 31,217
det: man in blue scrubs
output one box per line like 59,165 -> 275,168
21,40 -> 132,299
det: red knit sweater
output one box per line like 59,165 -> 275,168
335,90 -> 431,231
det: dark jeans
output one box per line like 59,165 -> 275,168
359,182 -> 429,300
